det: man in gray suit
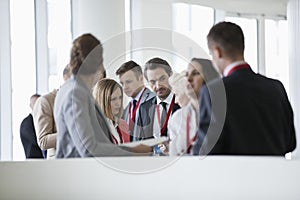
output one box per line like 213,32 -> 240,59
116,60 -> 155,141
54,34 -> 151,158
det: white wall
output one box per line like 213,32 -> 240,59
71,0 -> 127,80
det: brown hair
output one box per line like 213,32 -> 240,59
144,57 -> 172,80
70,33 -> 103,75
115,60 -> 143,79
93,78 -> 123,121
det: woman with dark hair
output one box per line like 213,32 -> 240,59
93,79 -> 130,144
168,58 -> 220,156
54,33 -> 151,158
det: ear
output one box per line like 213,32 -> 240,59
214,46 -> 222,58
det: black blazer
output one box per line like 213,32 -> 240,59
20,114 -> 44,158
135,96 -> 181,140
193,67 -> 296,155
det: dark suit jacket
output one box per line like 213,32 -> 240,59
193,67 -> 296,155
20,114 -> 44,158
135,96 -> 181,140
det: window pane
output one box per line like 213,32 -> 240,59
47,0 -> 72,90
265,19 -> 289,96
173,3 -> 214,72
225,17 -> 258,73
10,0 -> 36,160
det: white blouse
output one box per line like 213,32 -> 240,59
168,103 -> 198,156
106,118 -> 121,144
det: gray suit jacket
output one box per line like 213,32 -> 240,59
54,76 -> 132,158
122,87 -> 155,138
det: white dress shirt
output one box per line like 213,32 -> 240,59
153,92 -> 175,138
223,61 -> 247,77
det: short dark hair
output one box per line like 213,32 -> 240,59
207,21 -> 244,59
70,33 -> 103,75
144,57 -> 172,80
115,60 -> 143,79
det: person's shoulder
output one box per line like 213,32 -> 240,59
20,114 -> 32,127
142,87 -> 156,101
171,106 -> 188,120
142,95 -> 156,105
256,73 -> 286,89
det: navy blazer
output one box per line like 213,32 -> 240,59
193,67 -> 296,155
20,114 -> 44,158
135,96 -> 181,140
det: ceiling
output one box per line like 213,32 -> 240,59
177,0 -> 288,18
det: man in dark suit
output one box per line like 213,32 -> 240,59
193,22 -> 296,156
135,57 -> 181,140
116,60 -> 155,141
20,94 -> 44,158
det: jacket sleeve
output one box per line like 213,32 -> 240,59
32,97 -> 57,150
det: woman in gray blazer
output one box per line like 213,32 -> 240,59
54,33 -> 151,158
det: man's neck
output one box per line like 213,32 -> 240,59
157,91 -> 172,103
132,85 -> 145,99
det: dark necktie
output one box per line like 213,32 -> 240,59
132,99 -> 137,122
160,102 -> 167,136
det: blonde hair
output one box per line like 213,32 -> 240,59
93,78 -> 123,122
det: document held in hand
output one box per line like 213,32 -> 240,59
119,136 -> 168,147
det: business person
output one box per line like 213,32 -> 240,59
93,78 -> 130,144
193,21 -> 296,155
135,57 -> 181,140
20,94 -> 44,159
169,58 -> 219,156
54,33 -> 151,158
33,64 -> 71,159
116,60 -> 155,141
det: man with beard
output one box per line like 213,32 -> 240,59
135,57 -> 181,141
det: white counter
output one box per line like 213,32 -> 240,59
0,156 -> 299,200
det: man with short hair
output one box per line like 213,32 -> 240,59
135,57 -> 181,140
193,22 -> 296,155
116,60 -> 155,141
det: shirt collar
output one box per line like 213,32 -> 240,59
156,92 -> 174,105
223,61 -> 247,77
133,87 -> 145,101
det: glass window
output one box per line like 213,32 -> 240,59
47,0 -> 72,90
265,19 -> 289,96
10,0 -> 36,160
225,17 -> 258,73
172,3 -> 214,72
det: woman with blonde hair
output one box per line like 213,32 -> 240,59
93,78 -> 130,144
